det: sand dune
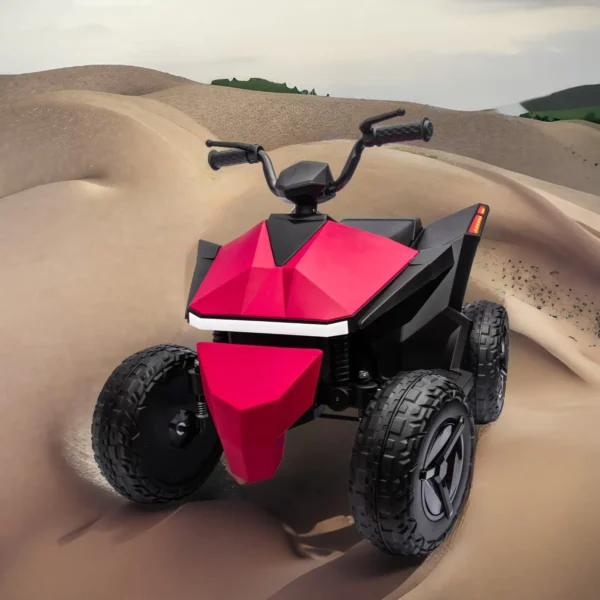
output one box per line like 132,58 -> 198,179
1,66 -> 599,600
402,144 -> 600,216
146,81 -> 600,196
0,65 -> 191,104
3,65 -> 598,194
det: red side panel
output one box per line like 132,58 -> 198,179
190,220 -> 419,322
196,341 -> 323,482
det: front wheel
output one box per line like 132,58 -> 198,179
349,370 -> 475,557
91,344 -> 222,504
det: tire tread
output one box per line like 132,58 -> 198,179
349,369 -> 474,556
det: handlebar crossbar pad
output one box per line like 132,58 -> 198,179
208,148 -> 250,170
372,118 -> 434,146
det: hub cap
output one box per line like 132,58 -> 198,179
169,409 -> 201,448
134,371 -> 218,485
420,417 -> 466,521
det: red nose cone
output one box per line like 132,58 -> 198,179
196,342 -> 323,482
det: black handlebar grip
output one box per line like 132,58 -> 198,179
372,118 -> 434,146
207,148 -> 250,171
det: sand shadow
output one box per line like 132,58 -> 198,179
240,418 -> 359,532
57,460 -> 243,547
267,541 -> 424,600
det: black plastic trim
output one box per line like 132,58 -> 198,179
340,217 -> 423,247
353,245 -> 455,331
185,240 -> 221,320
265,213 -> 329,266
417,204 -> 481,250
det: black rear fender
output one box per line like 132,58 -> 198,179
415,203 -> 489,310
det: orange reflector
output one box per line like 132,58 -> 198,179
468,214 -> 484,235
477,205 -> 487,215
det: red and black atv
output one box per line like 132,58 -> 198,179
92,108 -> 508,557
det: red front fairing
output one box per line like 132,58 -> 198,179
191,219 -> 419,482
189,219 -> 419,322
197,341 -> 323,482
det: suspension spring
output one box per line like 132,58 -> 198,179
330,335 -> 350,385
193,359 -> 209,419
197,399 -> 209,420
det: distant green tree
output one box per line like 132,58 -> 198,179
520,109 -> 600,124
519,112 -> 559,122
584,112 -> 600,124
210,77 -> 325,96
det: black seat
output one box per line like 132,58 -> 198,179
340,217 -> 423,247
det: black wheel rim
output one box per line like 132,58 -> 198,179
134,370 -> 219,486
420,417 -> 467,521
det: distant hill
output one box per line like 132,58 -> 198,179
521,84 -> 600,112
211,77 -> 325,96
494,84 -> 600,125
520,106 -> 600,124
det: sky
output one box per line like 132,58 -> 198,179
0,0 -> 599,109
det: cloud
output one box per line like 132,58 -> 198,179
459,0 -> 600,5
0,0 -> 598,108
453,0 -> 600,13
75,0 -> 152,6
321,30 -> 600,110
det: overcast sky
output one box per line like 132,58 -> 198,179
0,0 -> 599,109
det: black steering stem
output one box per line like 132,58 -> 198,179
257,150 -> 280,196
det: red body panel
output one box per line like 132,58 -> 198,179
196,341 -> 323,482
189,220 -> 419,322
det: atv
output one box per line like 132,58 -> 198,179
91,107 -> 509,557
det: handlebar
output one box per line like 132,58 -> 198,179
206,139 -> 280,196
368,118 -> 434,146
205,106 -> 434,200
331,115 -> 434,191
207,148 -> 250,170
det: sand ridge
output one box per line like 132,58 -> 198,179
0,66 -> 599,600
0,65 -> 191,104
146,81 -> 600,196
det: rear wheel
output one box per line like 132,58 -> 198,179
462,300 -> 509,424
91,344 -> 222,504
349,370 -> 475,557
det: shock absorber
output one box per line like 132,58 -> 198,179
192,359 -> 209,420
197,399 -> 209,420
330,335 -> 350,385
324,335 -> 351,412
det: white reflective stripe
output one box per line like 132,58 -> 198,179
188,313 -> 349,337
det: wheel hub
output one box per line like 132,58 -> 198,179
419,416 -> 465,521
437,459 -> 449,481
169,409 -> 201,448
